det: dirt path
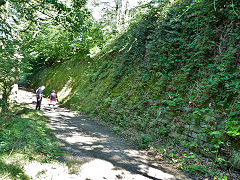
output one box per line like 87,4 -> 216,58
17,89 -> 188,180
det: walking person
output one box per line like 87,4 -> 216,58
36,86 -> 45,110
49,90 -> 58,112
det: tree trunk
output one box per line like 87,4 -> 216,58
1,81 -> 13,112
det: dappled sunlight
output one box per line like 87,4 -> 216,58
139,164 -> 175,180
65,134 -> 99,145
17,89 -> 185,180
124,149 -> 142,157
3,0 -> 239,178
17,88 -> 36,105
49,124 -> 78,131
24,161 -> 78,180
0,160 -> 29,180
78,159 -> 150,180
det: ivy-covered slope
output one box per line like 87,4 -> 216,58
31,0 -> 239,171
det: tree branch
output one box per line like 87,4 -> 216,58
25,1 -> 72,32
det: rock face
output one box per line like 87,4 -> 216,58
30,0 -> 240,172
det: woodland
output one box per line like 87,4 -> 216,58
0,0 -> 239,179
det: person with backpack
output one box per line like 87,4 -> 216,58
49,90 -> 58,112
36,86 -> 45,110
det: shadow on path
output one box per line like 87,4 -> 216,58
17,88 -> 185,180
46,108 -> 182,180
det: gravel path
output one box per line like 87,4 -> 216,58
17,88 -> 188,180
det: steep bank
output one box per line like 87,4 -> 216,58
29,0 -> 240,175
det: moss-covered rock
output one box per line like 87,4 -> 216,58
29,0 -> 240,171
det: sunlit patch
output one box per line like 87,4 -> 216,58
16,88 -> 183,180
65,135 -> 97,144
139,164 -> 175,180
9,84 -> 18,102
124,149 -> 140,156
78,159 -> 155,180
57,78 -> 73,102
148,166 -> 175,179
24,161 -> 77,179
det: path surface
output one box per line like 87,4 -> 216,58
17,89 -> 188,180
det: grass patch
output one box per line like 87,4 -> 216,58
66,160 -> 83,175
0,158 -> 29,180
0,105 -> 63,179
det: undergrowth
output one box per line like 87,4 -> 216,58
29,0 -> 240,178
0,105 -> 63,179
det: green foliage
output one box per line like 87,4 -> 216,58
0,106 -> 63,179
0,159 -> 29,180
139,134 -> 154,148
29,0 -> 240,176
226,110 -> 240,139
0,41 -> 20,111
164,96 -> 184,112
20,13 -> 105,84
182,163 -> 208,177
0,106 -> 62,161
0,0 -> 99,110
